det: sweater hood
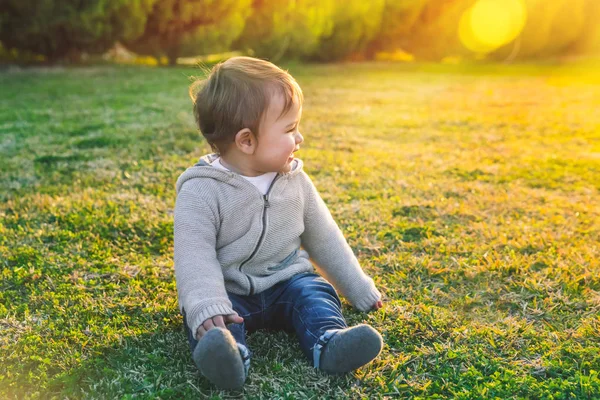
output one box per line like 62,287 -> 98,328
176,152 -> 305,193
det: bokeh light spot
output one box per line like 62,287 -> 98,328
459,0 -> 527,54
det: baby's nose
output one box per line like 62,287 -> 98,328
296,131 -> 304,144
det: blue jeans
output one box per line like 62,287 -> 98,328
182,272 -> 349,373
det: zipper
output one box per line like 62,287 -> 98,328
238,173 -> 280,295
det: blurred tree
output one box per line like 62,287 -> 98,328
126,0 -> 251,65
367,0 -> 600,62
571,0 -> 600,56
402,0 -> 477,61
461,0 -> 599,61
311,0 -> 385,61
0,0 -> 156,63
366,0 -> 429,58
491,0 -> 589,60
2,0 -> 598,65
234,0 -> 335,62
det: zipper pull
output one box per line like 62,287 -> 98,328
264,195 -> 270,208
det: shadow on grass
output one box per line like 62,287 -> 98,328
43,322 -> 358,399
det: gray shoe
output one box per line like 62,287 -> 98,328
319,324 -> 383,374
192,327 -> 246,390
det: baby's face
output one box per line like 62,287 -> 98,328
254,93 -> 303,174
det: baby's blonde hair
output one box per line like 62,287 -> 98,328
189,56 -> 304,154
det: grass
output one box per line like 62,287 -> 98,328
1,61 -> 599,399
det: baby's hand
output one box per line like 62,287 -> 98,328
195,313 -> 244,340
372,300 -> 383,311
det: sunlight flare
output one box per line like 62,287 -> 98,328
459,0 -> 527,54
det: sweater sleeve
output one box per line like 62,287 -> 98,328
174,185 -> 236,337
299,173 -> 381,312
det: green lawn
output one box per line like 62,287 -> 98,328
1,61 -> 599,399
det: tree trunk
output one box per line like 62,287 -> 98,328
166,42 -> 179,66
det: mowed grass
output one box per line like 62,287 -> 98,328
1,61 -> 599,399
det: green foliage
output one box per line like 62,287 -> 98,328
571,1 -> 600,55
2,0 -> 600,64
0,0 -> 157,62
371,0 -> 600,61
126,0 -> 252,64
367,0 -> 430,57
1,62 -> 600,398
396,0 -> 478,61
311,0 -> 385,61
234,0 -> 336,62
491,0 -> 600,60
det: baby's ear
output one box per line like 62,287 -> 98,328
235,128 -> 256,154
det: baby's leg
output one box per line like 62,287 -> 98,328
181,293 -> 257,388
193,327 -> 246,390
268,273 -> 382,373
182,306 -> 251,374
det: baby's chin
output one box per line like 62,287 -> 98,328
278,160 -> 293,173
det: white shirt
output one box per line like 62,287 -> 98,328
211,157 -> 277,195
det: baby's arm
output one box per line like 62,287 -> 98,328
299,172 -> 382,311
174,185 -> 239,339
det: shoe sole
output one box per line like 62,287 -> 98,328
321,325 -> 383,374
193,328 -> 246,390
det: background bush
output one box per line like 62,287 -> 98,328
1,0 -> 599,64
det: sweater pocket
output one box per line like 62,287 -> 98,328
267,249 -> 299,272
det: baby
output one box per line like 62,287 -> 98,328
174,56 -> 384,390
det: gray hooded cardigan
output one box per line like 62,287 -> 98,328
174,153 -> 381,335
